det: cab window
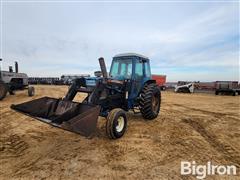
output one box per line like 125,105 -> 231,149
144,62 -> 151,78
135,60 -> 143,80
110,59 -> 132,80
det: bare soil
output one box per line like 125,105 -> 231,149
0,85 -> 240,179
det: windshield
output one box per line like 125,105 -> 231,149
110,59 -> 132,80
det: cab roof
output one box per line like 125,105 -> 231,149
114,53 -> 149,60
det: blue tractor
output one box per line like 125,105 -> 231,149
11,53 -> 161,139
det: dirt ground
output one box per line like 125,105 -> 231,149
0,85 -> 239,179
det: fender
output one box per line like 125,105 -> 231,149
144,80 -> 156,86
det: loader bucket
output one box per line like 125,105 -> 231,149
11,97 -> 100,137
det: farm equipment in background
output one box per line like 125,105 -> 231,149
61,74 -> 91,85
28,75 -> 91,85
28,77 -> 62,85
0,59 -> 35,100
215,81 -> 240,96
175,82 -> 194,93
152,74 -> 166,90
11,53 -> 161,139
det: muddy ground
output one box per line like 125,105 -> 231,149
0,85 -> 239,179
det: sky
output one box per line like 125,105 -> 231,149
0,1 -> 239,82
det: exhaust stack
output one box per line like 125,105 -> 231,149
15,61 -> 18,73
98,57 -> 108,78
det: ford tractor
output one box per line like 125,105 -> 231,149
11,53 -> 161,139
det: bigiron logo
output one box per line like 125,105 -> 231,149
181,161 -> 237,179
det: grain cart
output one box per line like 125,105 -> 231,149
0,59 -> 35,100
11,53 -> 161,139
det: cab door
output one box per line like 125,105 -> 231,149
132,58 -> 144,98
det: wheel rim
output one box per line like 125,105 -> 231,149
116,116 -> 125,132
152,93 -> 159,113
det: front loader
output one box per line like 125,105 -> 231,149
11,53 -> 161,139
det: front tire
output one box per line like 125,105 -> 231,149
140,83 -> 161,120
0,82 -> 8,100
106,108 -> 127,139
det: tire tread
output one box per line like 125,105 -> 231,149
140,83 -> 161,120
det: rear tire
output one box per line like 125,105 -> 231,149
0,82 -> 8,100
140,83 -> 161,120
106,108 -> 127,139
28,86 -> 35,96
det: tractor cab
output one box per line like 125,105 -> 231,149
109,53 -> 152,100
110,53 -> 151,81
